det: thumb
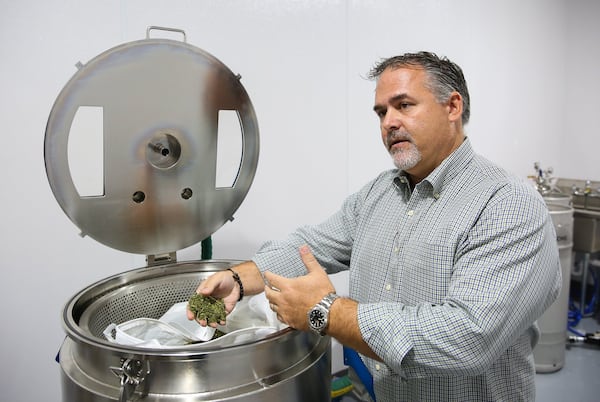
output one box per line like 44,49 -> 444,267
299,244 -> 322,273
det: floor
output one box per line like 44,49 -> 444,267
337,317 -> 600,402
536,317 -> 600,402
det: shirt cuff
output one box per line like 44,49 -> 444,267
357,302 -> 413,377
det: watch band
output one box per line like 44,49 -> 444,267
314,292 -> 339,335
319,292 -> 339,310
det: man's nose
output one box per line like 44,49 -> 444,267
382,109 -> 400,132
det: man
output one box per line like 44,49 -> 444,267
189,52 -> 561,401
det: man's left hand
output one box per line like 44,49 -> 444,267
263,245 -> 336,330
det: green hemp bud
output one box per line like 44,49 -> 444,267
188,294 -> 227,324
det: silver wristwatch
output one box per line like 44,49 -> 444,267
307,292 -> 339,335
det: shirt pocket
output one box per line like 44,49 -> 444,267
400,240 -> 455,304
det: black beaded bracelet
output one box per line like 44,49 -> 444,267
227,268 -> 244,301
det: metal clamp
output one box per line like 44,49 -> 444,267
110,358 -> 150,402
146,25 -> 187,42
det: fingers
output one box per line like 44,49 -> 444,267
263,274 -> 280,309
268,301 -> 286,325
263,270 -> 283,292
264,274 -> 286,324
299,244 -> 323,274
195,277 -> 218,297
198,270 -> 236,298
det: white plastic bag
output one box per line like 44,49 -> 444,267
103,294 -> 286,348
159,301 -> 217,341
103,318 -> 193,347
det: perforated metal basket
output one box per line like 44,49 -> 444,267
78,265 -> 206,337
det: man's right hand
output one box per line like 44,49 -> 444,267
186,261 -> 267,326
186,270 -> 239,327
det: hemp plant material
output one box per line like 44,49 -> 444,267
188,294 -> 227,324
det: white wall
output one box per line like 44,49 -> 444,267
561,0 -> 600,180
1,1 -> 598,401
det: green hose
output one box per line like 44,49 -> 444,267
201,236 -> 213,260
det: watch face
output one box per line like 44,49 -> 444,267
309,308 -> 326,330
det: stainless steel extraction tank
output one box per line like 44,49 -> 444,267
45,26 -> 331,402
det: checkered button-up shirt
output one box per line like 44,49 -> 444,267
253,139 -> 561,401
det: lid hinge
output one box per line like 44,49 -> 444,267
146,252 -> 177,266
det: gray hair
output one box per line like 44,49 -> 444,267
368,51 -> 470,125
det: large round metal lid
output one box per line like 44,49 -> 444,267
44,28 -> 259,255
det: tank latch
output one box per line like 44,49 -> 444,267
110,358 -> 151,402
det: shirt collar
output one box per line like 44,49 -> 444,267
393,137 -> 474,198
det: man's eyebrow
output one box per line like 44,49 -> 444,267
373,93 -> 409,112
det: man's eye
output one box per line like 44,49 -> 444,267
399,102 -> 411,109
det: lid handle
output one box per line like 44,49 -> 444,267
146,26 -> 187,42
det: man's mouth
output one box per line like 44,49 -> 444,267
387,132 -> 411,151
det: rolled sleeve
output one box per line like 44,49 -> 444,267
358,302 -> 413,377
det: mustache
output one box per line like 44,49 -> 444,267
386,130 -> 413,148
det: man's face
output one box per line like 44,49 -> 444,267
373,66 -> 463,183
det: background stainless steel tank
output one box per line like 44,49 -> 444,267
533,199 -> 574,373
542,193 -> 572,207
45,27 -> 331,402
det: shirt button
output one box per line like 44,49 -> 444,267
433,193 -> 440,200
375,364 -> 381,371
385,284 -> 391,291
407,210 -> 414,216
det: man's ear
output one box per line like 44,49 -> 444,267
447,92 -> 463,123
